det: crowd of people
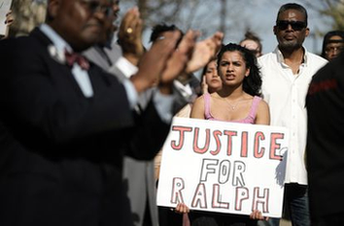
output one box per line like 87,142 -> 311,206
0,1 -> 343,226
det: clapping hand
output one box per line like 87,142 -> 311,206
117,7 -> 144,65
186,31 -> 224,73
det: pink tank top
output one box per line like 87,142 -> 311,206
203,93 -> 261,124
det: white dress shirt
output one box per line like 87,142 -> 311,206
41,24 -> 142,110
258,47 -> 327,185
40,24 -> 94,98
110,52 -> 175,123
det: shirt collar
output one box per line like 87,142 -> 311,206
274,46 -> 309,65
40,23 -> 73,53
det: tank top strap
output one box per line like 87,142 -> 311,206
248,96 -> 262,119
203,93 -> 212,119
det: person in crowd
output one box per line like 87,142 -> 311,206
180,43 -> 270,226
306,52 -> 344,225
0,0 -> 199,225
191,43 -> 269,124
169,56 -> 222,119
109,15 -> 222,226
320,30 -> 344,61
239,30 -> 263,57
257,3 -> 328,226
84,6 -> 223,226
84,5 -> 160,226
200,57 -> 222,95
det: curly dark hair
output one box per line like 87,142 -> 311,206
217,43 -> 262,96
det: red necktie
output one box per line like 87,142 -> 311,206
65,50 -> 90,70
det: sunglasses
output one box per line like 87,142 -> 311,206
276,20 -> 306,31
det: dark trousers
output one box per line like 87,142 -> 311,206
311,213 -> 344,226
268,183 -> 310,226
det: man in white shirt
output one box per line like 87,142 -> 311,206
258,3 -> 327,226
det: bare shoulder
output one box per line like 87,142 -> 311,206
190,95 -> 206,119
256,98 -> 270,125
258,98 -> 269,110
193,94 -> 206,107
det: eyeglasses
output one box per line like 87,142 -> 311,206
325,46 -> 344,54
80,0 -> 114,18
276,20 -> 306,31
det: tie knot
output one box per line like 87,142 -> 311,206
64,50 -> 90,70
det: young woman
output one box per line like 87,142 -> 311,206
201,57 -> 222,94
175,58 -> 222,118
191,43 -> 269,124
180,43 -> 270,225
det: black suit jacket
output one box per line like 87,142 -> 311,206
0,28 -> 170,226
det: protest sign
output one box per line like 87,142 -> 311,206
157,117 -> 288,218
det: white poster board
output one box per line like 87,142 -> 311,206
157,117 -> 289,218
0,0 -> 12,36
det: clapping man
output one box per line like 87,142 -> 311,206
0,0 -> 197,225
84,3 -> 223,225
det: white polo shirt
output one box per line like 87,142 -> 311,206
258,47 -> 327,185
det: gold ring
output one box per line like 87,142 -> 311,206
126,27 -> 133,34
